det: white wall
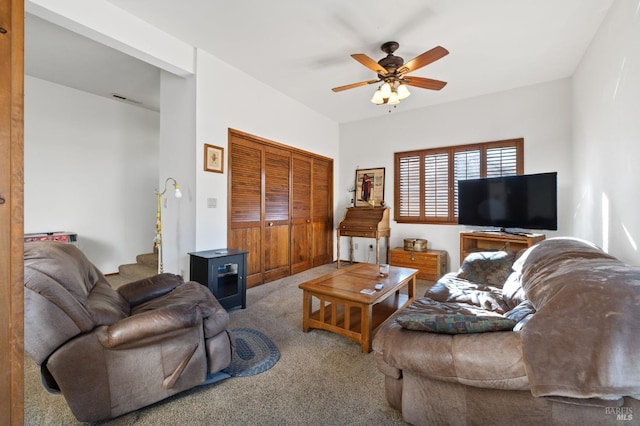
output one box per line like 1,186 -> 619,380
27,0 -> 195,76
158,71 -> 197,276
24,76 -> 159,273
339,78 -> 573,270
572,0 -> 640,266
193,49 -> 340,252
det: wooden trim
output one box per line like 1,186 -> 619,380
0,0 -> 25,424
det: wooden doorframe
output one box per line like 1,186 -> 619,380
0,0 -> 25,424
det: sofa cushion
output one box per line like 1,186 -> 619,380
86,280 -> 130,325
396,312 -> 517,334
374,313 -> 529,390
457,250 -> 516,287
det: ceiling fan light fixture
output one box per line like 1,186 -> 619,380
371,89 -> 385,104
380,82 -> 392,98
331,42 -> 449,108
388,91 -> 400,105
397,83 -> 411,100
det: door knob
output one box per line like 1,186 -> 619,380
0,197 -> 5,205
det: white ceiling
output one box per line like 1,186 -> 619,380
24,14 -> 161,111
26,0 -> 613,123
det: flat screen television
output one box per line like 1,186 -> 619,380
458,172 -> 557,231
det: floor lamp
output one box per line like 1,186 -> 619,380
154,177 -> 182,273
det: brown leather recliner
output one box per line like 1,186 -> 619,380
24,241 -> 233,422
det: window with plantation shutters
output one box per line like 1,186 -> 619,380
398,154 -> 420,217
394,138 -> 523,224
487,145 -> 518,177
424,152 -> 449,220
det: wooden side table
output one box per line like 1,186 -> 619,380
389,248 -> 448,281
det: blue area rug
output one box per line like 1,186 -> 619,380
222,328 -> 280,377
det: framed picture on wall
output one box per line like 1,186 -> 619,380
204,144 -> 224,173
355,167 -> 385,207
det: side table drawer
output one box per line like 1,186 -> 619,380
390,248 -> 448,281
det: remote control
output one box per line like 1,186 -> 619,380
374,283 -> 384,290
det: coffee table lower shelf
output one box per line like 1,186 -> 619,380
306,292 -> 410,348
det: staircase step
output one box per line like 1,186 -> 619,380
136,253 -> 158,268
118,263 -> 158,282
105,274 -> 131,289
106,252 -> 161,289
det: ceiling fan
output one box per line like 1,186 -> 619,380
332,41 -> 449,105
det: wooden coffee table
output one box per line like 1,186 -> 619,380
299,263 -> 418,352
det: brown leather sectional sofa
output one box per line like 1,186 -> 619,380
373,237 -> 640,425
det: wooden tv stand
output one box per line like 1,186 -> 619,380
459,231 -> 545,262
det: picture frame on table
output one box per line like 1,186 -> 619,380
204,144 -> 224,173
355,167 -> 385,207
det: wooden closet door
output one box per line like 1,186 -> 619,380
228,129 -> 333,287
228,135 -> 263,287
291,153 -> 312,274
263,146 -> 291,282
312,158 -> 333,266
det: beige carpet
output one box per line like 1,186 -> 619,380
25,263 -> 430,425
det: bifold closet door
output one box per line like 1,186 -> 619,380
229,129 -> 333,287
291,153 -> 312,274
312,158 -> 333,266
228,135 -> 263,287
263,146 -> 291,282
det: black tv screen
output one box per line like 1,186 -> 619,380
458,172 -> 557,231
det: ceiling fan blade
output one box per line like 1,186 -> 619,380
399,46 -> 449,75
403,76 -> 447,90
332,79 -> 380,92
351,54 -> 389,75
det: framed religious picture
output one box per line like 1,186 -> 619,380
355,167 -> 385,207
204,144 -> 224,173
